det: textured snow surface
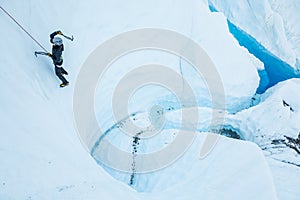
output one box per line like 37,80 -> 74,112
268,0 -> 300,69
209,0 -> 297,68
1,0 -> 299,199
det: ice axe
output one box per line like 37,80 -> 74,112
34,51 -> 50,57
61,33 -> 74,41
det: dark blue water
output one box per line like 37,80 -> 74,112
209,5 -> 300,94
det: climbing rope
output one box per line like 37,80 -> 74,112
0,5 -> 48,52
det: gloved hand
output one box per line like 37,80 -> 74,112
57,30 -> 62,35
47,53 -> 52,57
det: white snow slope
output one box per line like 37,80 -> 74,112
0,0 -> 299,199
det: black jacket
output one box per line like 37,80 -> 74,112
50,31 -> 64,65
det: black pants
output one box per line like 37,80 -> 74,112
55,65 -> 68,84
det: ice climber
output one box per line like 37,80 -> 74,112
47,30 -> 69,87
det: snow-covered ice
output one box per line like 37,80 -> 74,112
0,0 -> 299,199
209,0 -> 297,68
